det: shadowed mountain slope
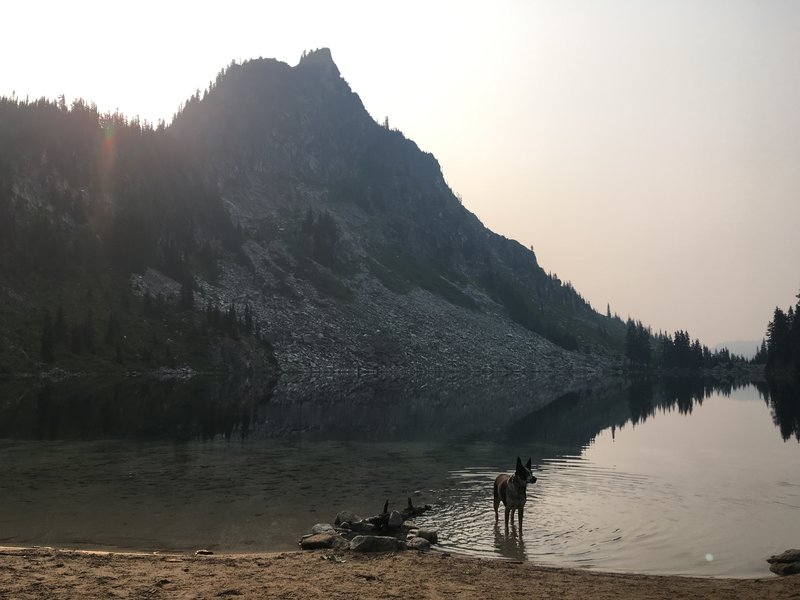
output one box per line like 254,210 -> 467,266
0,49 -> 625,375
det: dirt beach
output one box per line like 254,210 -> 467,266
1,546 -> 798,599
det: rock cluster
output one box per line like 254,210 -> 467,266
299,498 -> 438,553
767,549 -> 800,576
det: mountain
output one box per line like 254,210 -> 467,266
0,49 -> 625,377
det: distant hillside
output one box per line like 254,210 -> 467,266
0,49 -> 625,376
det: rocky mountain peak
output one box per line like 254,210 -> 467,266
297,47 -> 342,81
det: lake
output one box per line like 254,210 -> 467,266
0,374 -> 798,578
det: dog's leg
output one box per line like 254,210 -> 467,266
493,481 -> 500,521
518,507 -> 524,535
504,506 -> 510,531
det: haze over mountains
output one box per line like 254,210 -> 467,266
0,49 -> 650,377
714,341 -> 760,361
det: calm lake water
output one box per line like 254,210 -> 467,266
0,374 -> 798,578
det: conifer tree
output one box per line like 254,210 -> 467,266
244,303 -> 253,334
767,307 -> 791,371
226,304 -> 239,338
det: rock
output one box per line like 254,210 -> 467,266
300,533 -> 349,551
300,533 -> 336,550
767,549 -> 800,576
770,562 -> 800,576
407,537 -> 432,552
387,510 -> 404,530
311,523 -> 336,535
335,511 -> 361,526
402,520 -> 416,530
349,535 -> 399,553
767,549 -> 800,564
416,528 -> 439,544
194,549 -> 214,556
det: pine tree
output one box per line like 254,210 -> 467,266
661,333 -> 675,368
767,307 -> 791,370
244,303 -> 253,334
636,322 -> 651,366
792,291 -> 800,373
753,339 -> 768,364
625,319 -> 651,366
226,304 -> 239,338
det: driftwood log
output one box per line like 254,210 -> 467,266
363,498 -> 432,532
301,497 -> 437,552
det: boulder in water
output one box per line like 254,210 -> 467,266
335,511 -> 361,526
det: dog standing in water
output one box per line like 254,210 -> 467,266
494,457 -> 537,533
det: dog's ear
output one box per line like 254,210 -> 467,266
525,458 -> 532,470
516,456 -> 523,470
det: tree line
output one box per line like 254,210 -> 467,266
39,287 -> 265,368
0,94 -> 239,281
624,319 -> 746,370
753,288 -> 800,374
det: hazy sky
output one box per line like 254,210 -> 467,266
4,0 -> 799,346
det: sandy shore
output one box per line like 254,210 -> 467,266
1,546 -> 798,599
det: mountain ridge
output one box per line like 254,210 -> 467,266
0,49 -> 625,377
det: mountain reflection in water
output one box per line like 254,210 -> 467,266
0,374 -> 798,577
1,374 -> 798,444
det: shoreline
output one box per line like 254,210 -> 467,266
1,546 -> 797,599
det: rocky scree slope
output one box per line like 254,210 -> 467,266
169,48 -> 624,374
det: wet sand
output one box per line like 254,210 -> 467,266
1,546 -> 798,599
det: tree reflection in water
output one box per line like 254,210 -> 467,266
1,374 -> 797,445
754,379 -> 800,442
507,376 -> 800,450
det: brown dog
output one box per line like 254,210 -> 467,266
494,457 -> 537,532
